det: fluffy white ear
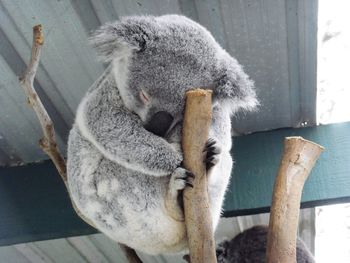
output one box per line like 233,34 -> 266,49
213,74 -> 259,115
212,51 -> 259,115
89,17 -> 153,62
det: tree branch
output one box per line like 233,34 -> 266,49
266,137 -> 324,263
182,89 -> 217,263
19,25 -> 67,181
19,25 -> 143,263
18,24 -> 92,226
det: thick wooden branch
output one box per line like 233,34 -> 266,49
19,25 -> 143,263
266,137 -> 324,263
182,89 -> 217,263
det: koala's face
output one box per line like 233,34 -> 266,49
91,15 -> 255,137
99,15 -> 220,138
124,16 -> 223,137
132,87 -> 182,138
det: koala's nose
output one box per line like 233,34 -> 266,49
144,111 -> 174,137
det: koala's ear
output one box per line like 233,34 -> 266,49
213,54 -> 259,114
213,73 -> 258,115
89,19 -> 151,62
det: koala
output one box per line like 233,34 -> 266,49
216,226 -> 315,263
67,14 -> 258,255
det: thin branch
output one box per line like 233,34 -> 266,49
182,89 -> 217,263
19,25 -> 143,263
19,24 -> 66,181
18,23 -> 97,228
266,137 -> 324,263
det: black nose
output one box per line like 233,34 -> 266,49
144,111 -> 174,137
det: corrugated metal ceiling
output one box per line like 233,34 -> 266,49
0,0 -> 318,165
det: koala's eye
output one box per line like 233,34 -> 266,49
139,89 -> 150,105
144,111 -> 174,137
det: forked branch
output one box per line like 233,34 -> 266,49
18,24 -> 92,226
19,25 -> 143,263
19,25 -> 67,181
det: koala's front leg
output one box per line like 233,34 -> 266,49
165,167 -> 194,221
76,83 -> 182,177
165,139 -> 221,221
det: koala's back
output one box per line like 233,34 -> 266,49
68,125 -> 188,254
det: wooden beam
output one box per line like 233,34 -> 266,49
0,122 -> 349,245
0,161 -> 97,246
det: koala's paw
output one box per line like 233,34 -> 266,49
170,167 -> 195,191
203,138 -> 221,170
166,167 -> 193,222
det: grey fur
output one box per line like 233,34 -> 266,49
67,14 -> 258,255
216,226 -> 316,263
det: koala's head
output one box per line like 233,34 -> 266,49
90,15 -> 257,137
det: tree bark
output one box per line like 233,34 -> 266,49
182,89 -> 217,263
266,137 -> 324,263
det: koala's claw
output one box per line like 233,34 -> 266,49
204,138 -> 221,170
204,138 -> 216,150
167,168 -> 194,221
170,168 -> 195,191
185,171 -> 195,187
